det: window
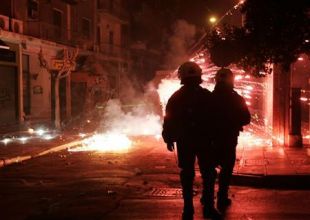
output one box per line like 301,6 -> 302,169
109,31 -> 114,45
53,9 -> 62,39
53,9 -> 62,27
109,0 -> 114,11
97,0 -> 103,9
27,0 -> 39,19
22,55 -> 31,115
82,18 -> 91,38
97,26 -> 101,44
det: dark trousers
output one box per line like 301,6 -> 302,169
214,136 -> 238,199
177,139 -> 215,208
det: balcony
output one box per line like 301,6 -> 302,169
26,21 -> 95,49
98,43 -> 129,60
27,21 -> 67,44
61,0 -> 78,5
97,2 -> 128,22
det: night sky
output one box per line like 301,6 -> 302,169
173,0 -> 238,26
128,0 -> 241,47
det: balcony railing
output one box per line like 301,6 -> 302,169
27,21 -> 69,44
25,21 -> 129,60
61,0 -> 78,5
26,21 -> 93,47
98,43 -> 129,60
97,2 -> 128,20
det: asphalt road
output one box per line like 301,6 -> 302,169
1,136 -> 310,220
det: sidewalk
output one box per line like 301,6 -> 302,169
232,145 -> 310,188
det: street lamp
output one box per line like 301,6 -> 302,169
209,16 -> 217,24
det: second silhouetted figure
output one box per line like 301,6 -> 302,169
162,62 -> 221,219
210,68 -> 251,211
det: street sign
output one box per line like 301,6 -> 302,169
51,59 -> 64,71
51,59 -> 76,71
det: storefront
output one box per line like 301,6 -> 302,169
0,40 -> 23,126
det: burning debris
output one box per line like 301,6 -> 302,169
0,53 -> 274,152
68,99 -> 162,153
68,133 -> 132,153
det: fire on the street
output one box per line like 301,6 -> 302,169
0,55 -> 274,151
68,133 -> 132,153
156,53 -> 274,147
69,55 -> 272,153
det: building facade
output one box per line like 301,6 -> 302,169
0,0 -> 129,127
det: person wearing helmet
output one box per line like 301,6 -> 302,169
162,61 -> 221,219
209,68 -> 251,211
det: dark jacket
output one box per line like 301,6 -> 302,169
211,83 -> 251,138
162,84 -> 211,143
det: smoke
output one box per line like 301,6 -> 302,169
157,78 -> 181,115
119,73 -> 145,104
101,99 -> 162,136
165,20 -> 197,69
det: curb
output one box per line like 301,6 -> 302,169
232,173 -> 310,189
0,139 -> 84,169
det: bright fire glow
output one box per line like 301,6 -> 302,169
68,99 -> 162,152
156,53 -> 275,148
35,128 -> 47,136
157,78 -> 181,115
69,133 -> 132,153
18,137 -> 29,143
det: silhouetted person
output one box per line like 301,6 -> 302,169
211,68 -> 251,211
162,62 -> 221,219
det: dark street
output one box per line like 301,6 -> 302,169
0,0 -> 310,219
1,137 -> 310,219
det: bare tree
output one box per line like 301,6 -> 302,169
39,48 -> 79,129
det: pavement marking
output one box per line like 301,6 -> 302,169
143,188 -> 199,198
143,188 -> 183,198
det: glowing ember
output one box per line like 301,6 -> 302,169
35,128 -> 47,136
42,134 -> 55,140
18,137 -> 30,143
79,133 -> 87,138
239,131 -> 272,148
69,133 -> 132,153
